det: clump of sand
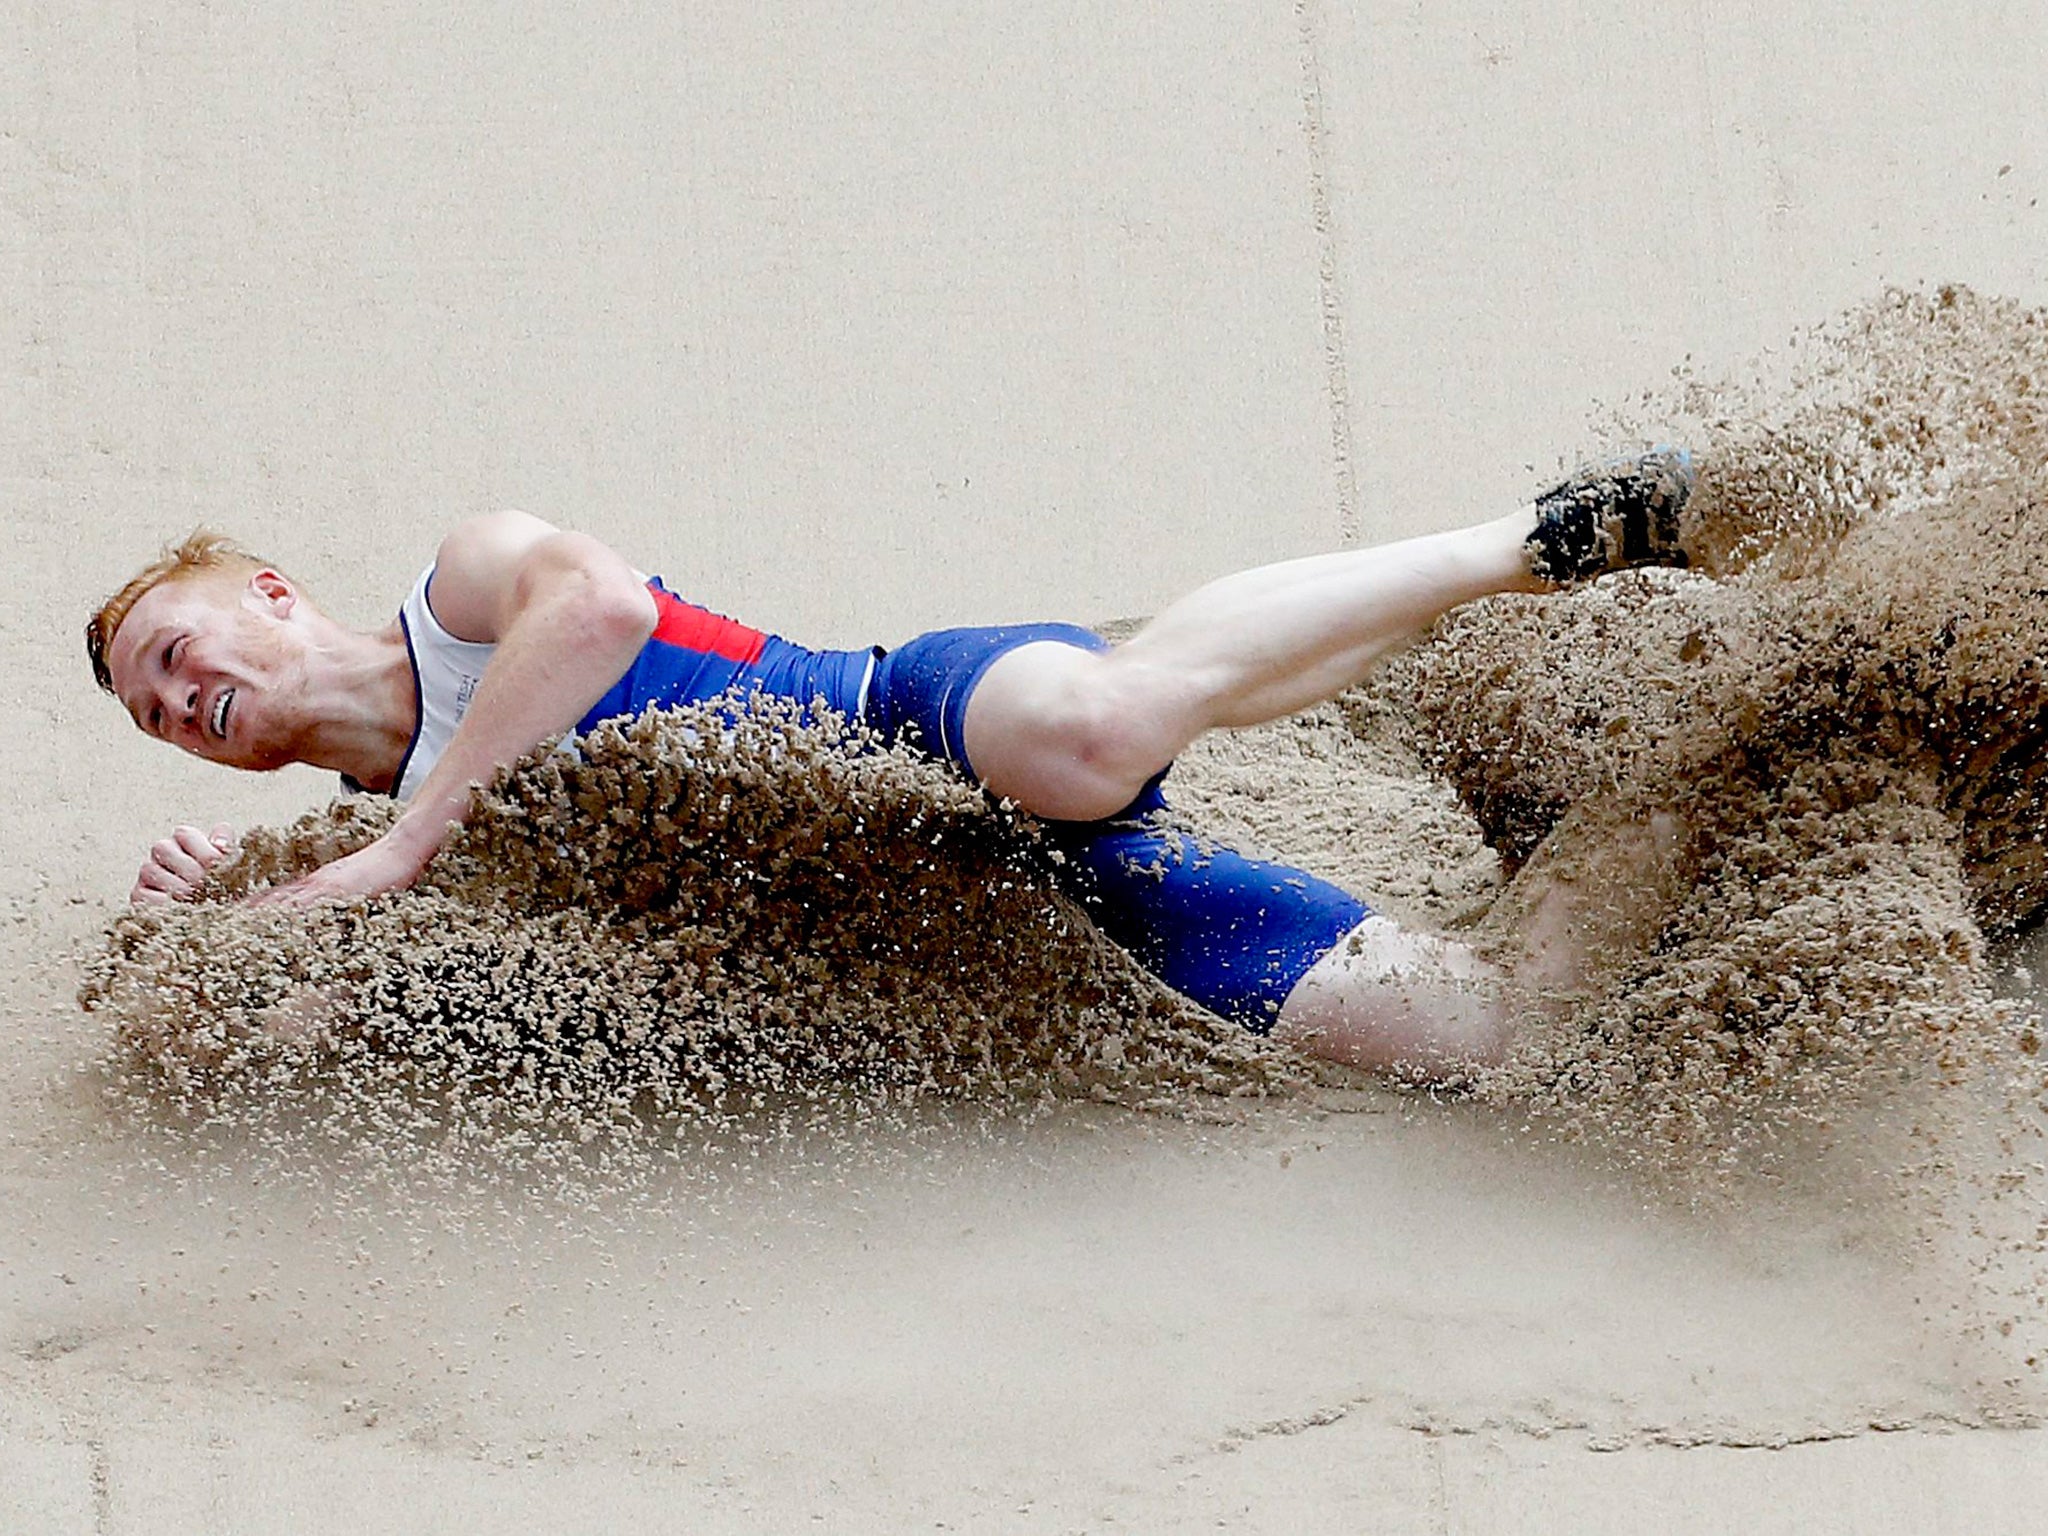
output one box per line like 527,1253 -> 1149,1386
1394,287 -> 2048,1207
79,701 -> 1298,1187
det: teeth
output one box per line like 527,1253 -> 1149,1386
210,689 -> 232,739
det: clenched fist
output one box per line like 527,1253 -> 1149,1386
130,823 -> 238,907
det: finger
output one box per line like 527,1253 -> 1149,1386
132,863 -> 191,903
130,877 -> 177,908
140,856 -> 197,888
208,822 -> 238,854
173,824 -> 227,871
149,835 -> 206,887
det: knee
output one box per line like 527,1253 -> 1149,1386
1275,920 -> 1512,1080
966,646 -> 1193,820
1034,655 -> 1191,778
1040,681 -> 1146,779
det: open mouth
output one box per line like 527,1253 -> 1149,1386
209,687 -> 235,741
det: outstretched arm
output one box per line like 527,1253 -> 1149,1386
257,510 -> 656,904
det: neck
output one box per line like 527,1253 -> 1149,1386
293,620 -> 418,791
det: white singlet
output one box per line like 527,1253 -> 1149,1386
379,565 -> 491,802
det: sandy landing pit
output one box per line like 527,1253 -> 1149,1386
50,287 -> 2048,1465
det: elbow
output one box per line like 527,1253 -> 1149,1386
585,572 -> 657,655
520,533 -> 657,655
575,584 -> 657,675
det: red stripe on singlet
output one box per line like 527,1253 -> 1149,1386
648,586 -> 768,665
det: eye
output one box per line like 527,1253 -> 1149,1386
148,704 -> 163,734
162,637 -> 180,669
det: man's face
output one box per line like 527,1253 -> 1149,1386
105,570 -> 308,771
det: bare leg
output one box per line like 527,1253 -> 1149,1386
957,457 -> 1692,1072
1271,916 -> 1514,1078
1275,807 -> 1690,1080
963,508 -> 1543,820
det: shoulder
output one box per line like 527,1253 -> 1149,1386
424,511 -> 562,643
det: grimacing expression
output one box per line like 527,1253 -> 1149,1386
106,570 -> 306,771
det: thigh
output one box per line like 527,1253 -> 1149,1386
964,634 -> 1213,820
961,638 -> 1153,820
867,621 -> 1108,779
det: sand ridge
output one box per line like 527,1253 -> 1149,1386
1374,289 -> 2048,1358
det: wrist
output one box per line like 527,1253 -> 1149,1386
384,804 -> 459,869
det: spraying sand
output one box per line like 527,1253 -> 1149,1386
1396,290 -> 2048,1174
84,287 -> 2047,1134
80,700 -> 1305,1198
65,287 -> 2048,1445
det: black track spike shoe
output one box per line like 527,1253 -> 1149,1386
1526,447 -> 1694,586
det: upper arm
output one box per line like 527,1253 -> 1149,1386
426,511 -> 652,644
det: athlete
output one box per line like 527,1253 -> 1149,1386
87,453 -> 1692,1077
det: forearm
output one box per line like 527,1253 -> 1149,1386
385,575 -> 653,867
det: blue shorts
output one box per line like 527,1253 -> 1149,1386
866,624 -> 1370,1032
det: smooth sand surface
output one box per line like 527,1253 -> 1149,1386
11,3 -> 2048,1531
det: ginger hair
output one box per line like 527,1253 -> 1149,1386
86,529 -> 269,694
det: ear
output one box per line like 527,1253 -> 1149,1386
248,568 -> 298,618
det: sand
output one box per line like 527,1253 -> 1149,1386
16,6 -> 2048,1526
47,291 -> 2048,1519
79,702 -> 1296,1195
